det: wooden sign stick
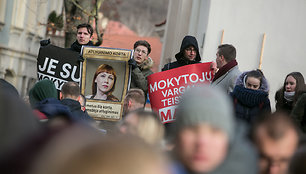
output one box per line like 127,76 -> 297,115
259,33 -> 266,69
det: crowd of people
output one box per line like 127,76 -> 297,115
1,23 -> 306,174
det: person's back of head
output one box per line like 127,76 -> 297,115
252,112 -> 299,174
123,89 -> 145,116
29,79 -> 58,108
60,82 -> 80,100
217,44 -> 236,63
119,110 -> 165,147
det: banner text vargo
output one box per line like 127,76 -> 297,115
148,62 -> 214,124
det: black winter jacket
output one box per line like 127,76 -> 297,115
162,35 -> 201,71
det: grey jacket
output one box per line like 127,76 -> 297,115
211,65 -> 241,94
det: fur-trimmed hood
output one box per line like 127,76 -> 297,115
138,57 -> 154,70
236,71 -> 269,93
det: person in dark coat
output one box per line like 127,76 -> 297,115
69,23 -> 94,53
231,69 -> 271,124
60,81 -> 93,122
275,72 -> 306,114
162,35 -> 201,71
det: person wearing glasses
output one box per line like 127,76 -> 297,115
128,40 -> 154,97
162,35 -> 202,71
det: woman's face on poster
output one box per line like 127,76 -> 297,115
95,72 -> 115,93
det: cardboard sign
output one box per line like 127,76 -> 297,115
37,44 -> 81,90
81,46 -> 132,121
148,62 -> 214,124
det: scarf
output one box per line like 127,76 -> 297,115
284,91 -> 295,101
212,59 -> 238,82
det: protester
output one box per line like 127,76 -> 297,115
122,88 -> 146,116
162,35 -> 202,71
129,40 -> 154,96
28,79 -> 71,121
118,110 -> 165,147
88,64 -> 119,101
231,69 -> 271,124
69,23 -> 94,53
251,112 -> 299,174
211,44 -> 241,94
60,81 -> 93,122
275,72 -> 306,114
172,85 -> 257,174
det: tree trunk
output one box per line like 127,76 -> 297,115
64,0 -> 94,48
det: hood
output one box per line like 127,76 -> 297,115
175,35 -> 201,63
236,71 -> 269,93
61,98 -> 82,112
35,98 -> 72,120
138,57 -> 154,70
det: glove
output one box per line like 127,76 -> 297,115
128,59 -> 137,70
78,55 -> 84,62
40,39 -> 51,47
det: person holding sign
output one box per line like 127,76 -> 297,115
128,40 -> 154,97
162,35 -> 202,71
87,64 -> 119,101
211,44 -> 241,94
69,23 -> 94,53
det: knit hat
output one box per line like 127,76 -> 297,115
29,79 -> 58,107
174,85 -> 235,141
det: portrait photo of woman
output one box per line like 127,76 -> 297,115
88,64 -> 119,101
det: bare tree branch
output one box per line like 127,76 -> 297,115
70,0 -> 95,17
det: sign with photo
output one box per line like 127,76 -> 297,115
37,44 -> 81,90
147,62 -> 214,124
81,46 -> 132,121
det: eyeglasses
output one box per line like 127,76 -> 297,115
185,48 -> 196,53
135,48 -> 147,55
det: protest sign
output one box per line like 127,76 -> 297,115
37,44 -> 81,90
148,62 -> 214,124
81,46 -> 132,121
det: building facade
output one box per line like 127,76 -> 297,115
0,0 -> 63,97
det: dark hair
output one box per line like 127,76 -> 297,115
245,69 -> 264,87
275,72 -> 306,108
217,44 -> 236,62
92,64 -> 117,96
61,81 -> 80,98
77,23 -> 94,36
251,112 -> 299,142
133,40 -> 151,55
